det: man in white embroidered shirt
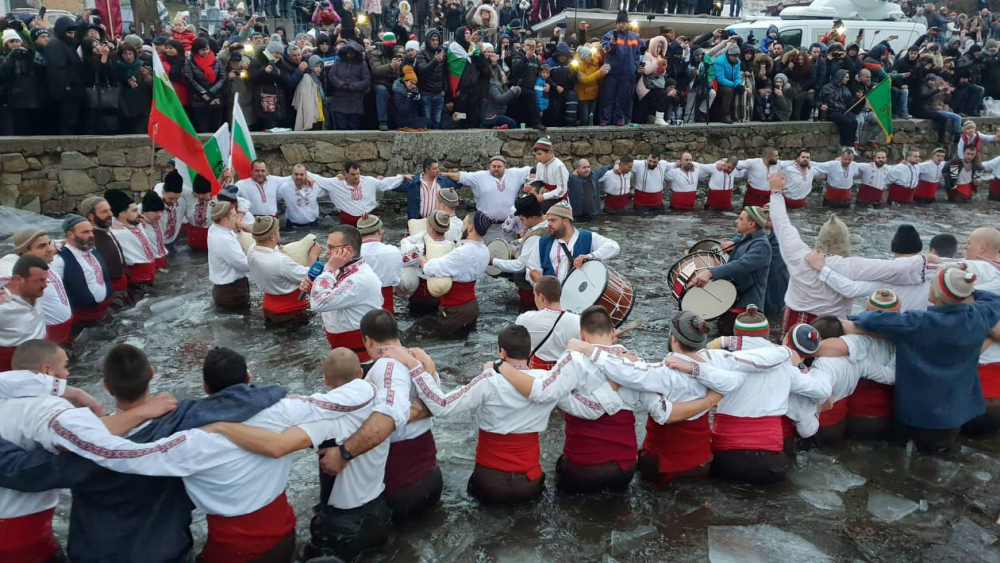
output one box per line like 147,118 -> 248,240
0,256 -> 49,371
248,216 -> 322,326
0,230 -> 73,344
526,201 -> 620,284
207,197 -> 252,310
234,159 -> 291,218
311,161 -> 408,226
516,276 -> 581,370
421,212 -> 491,335
442,155 -> 532,224
357,214 -> 404,315
105,189 -> 158,288
275,163 -> 324,229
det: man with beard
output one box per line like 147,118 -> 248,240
526,201 -> 620,284
0,230 -> 73,343
0,256 -> 49,371
140,191 -> 169,271
856,150 -> 890,207
735,146 -> 782,207
944,145 -> 985,204
705,157 -> 747,211
812,148 -> 863,209
235,160 -> 292,219
275,163 -> 325,230
184,175 -> 215,251
78,196 -> 129,305
630,152 -> 672,212
665,152 -> 713,211
105,189 -> 158,289
509,38 -> 545,130
50,215 -> 113,326
312,161 -> 408,226
443,155 -> 532,226
415,30 -> 447,129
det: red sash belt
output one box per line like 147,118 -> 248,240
783,194 -> 808,208
412,279 -> 433,300
381,286 -> 394,315
990,178 -> 1000,197
824,185 -> 852,202
543,183 -> 568,202
385,430 -> 438,493
781,415 -> 796,438
711,413 -> 783,452
669,190 -> 697,210
954,183 -> 975,199
440,281 -> 476,308
742,185 -> 770,207
339,212 -> 361,226
187,225 -> 209,251
0,507 -> 59,563
634,189 -> 663,207
325,328 -> 371,362
111,275 -> 129,293
887,183 -> 914,203
781,308 -> 817,341
847,378 -> 894,418
528,356 -> 556,370
128,261 -> 156,285
857,184 -> 883,203
914,179 -> 939,199
0,346 -> 15,372
46,318 -> 74,344
641,413 -> 712,473
155,256 -> 168,269
72,298 -> 111,324
979,363 -> 1000,399
603,194 -> 629,209
818,398 -> 849,426
201,491 -> 296,563
518,288 -> 537,311
706,188 -> 733,210
476,429 -> 543,480
263,291 -> 308,315
563,411 -> 637,469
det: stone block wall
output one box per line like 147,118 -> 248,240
0,118 -> 995,216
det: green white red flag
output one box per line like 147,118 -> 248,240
176,124 -> 230,188
230,93 -> 256,179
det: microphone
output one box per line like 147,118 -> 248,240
298,261 -> 326,301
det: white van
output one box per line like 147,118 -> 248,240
727,19 -> 927,55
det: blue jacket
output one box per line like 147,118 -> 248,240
393,173 -> 460,219
852,291 -> 1000,429
714,54 -> 740,88
0,384 -> 285,563
600,29 -> 643,77
568,167 -> 606,217
729,231 -> 787,314
708,228 -> 771,309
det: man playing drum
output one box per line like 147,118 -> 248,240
526,201 -> 620,285
689,205 -> 771,336
491,195 -> 548,311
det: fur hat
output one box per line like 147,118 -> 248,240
192,175 -> 212,194
514,194 -> 542,218
815,215 -> 851,257
252,215 -> 278,241
210,200 -> 233,221
932,264 -> 977,305
104,189 -> 134,217
437,188 -> 459,208
163,170 -> 184,193
12,229 -> 46,254
734,304 -> 769,337
546,200 -> 573,221
671,311 -> 709,349
616,9 -> 629,23
142,190 -> 165,212
787,323 -> 820,356
890,224 -> 922,254
429,210 -> 451,234
867,288 -> 900,311
357,213 -> 382,235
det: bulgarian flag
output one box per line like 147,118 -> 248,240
176,124 -> 231,188
447,41 -> 480,98
230,93 -> 257,179
148,53 -> 221,194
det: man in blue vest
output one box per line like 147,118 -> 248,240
50,214 -> 114,327
526,200 -> 620,285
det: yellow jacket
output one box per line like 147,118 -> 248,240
575,58 -> 605,101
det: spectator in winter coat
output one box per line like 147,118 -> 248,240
819,69 -> 857,147
185,37 -> 228,133
448,26 -> 486,128
575,44 -> 607,126
711,42 -> 741,124
509,37 -> 544,129
0,28 -> 47,135
368,31 -> 403,130
468,3 -> 499,47
863,42 -> 910,118
772,73 -> 793,121
415,29 -> 447,128
161,39 -> 190,107
277,44 -> 308,128
114,44 -> 153,135
171,19 -> 197,53
223,53 -> 256,129
393,65 -> 431,128
760,25 -> 779,54
323,40 -> 371,130
544,42 -> 578,126
45,16 -> 87,134
484,63 -> 520,128
249,38 -> 288,129
599,10 -> 643,125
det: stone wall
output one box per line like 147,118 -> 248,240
2,117 -> 998,215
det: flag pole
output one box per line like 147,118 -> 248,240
150,124 -> 157,175
105,0 -> 116,40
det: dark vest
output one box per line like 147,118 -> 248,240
538,230 -> 593,276
93,229 -> 125,280
58,246 -> 113,307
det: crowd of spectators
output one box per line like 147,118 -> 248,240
1,1 -> 1000,141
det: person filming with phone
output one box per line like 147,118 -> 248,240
599,9 -> 642,126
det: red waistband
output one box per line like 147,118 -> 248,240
887,183 -> 915,203
46,318 -> 74,344
914,179 -> 939,198
954,183 -> 975,198
857,184 -> 884,203
563,410 -> 637,469
381,286 -> 394,315
706,188 -> 733,210
187,225 -> 209,251
111,275 -> 129,292
711,413 -> 784,452
824,185 -> 852,201
263,291 -> 309,315
339,212 -> 361,226
127,261 -> 157,284
325,329 -> 371,362
743,186 -> 770,207
385,430 -> 437,493
669,190 -> 697,210
0,346 -> 15,372
635,189 -> 663,206
991,178 -> 1000,193
603,194 -> 630,209
847,378 -> 894,418
528,356 -> 556,370
201,491 -> 296,563
72,299 -> 111,324
783,194 -> 808,208
0,507 -> 60,563
440,280 -> 477,308
818,398 -> 849,426
642,413 -> 713,473
781,415 -> 796,438
412,278 -> 434,300
155,256 -> 168,269
980,363 -> 1000,399
476,429 -> 543,480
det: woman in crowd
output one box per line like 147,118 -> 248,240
161,39 -> 190,108
483,46 -> 520,129
114,44 -> 152,135
0,29 -> 46,135
81,37 -> 117,134
322,40 -> 371,130
635,35 -> 671,126
185,37 -> 227,133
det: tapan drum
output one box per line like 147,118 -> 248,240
561,261 -> 635,327
667,251 -> 739,320
485,239 -> 516,277
688,239 -> 723,254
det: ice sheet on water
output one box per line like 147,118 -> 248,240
0,207 -> 64,240
799,490 -> 844,511
708,525 -> 832,563
609,525 -> 658,556
866,492 -> 920,522
909,455 -> 960,488
948,517 -> 1000,563
789,453 -> 867,492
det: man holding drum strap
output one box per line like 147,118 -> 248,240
526,201 -> 620,285
688,205 -> 771,336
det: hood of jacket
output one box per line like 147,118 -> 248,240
424,29 -> 442,53
647,35 -> 667,59
53,16 -> 78,43
472,4 -> 499,29
338,40 -> 365,59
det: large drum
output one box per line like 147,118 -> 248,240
485,239 -> 516,277
688,239 -> 723,254
561,261 -> 635,327
667,251 -> 739,320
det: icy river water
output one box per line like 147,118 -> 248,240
24,194 -> 1000,562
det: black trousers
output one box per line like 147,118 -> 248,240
303,496 -> 392,562
468,464 -> 545,504
555,455 -> 635,493
895,420 -> 960,454
710,449 -> 789,485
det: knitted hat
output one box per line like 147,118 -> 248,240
815,215 -> 851,257
429,210 -> 451,234
890,224 -> 922,254
867,288 -> 900,311
482,42 -> 494,53
437,188 -> 459,208
734,305 -> 769,337
726,43 -> 740,56
787,323 -> 820,356
402,65 -> 418,83
210,200 -> 233,221
12,229 -> 46,254
265,37 -> 284,54
104,189 -> 134,217
357,213 -> 382,235
163,170 -> 184,193
932,264 -> 977,305
472,211 -> 491,237
670,311 -> 709,350
29,28 -> 49,42
2,29 -> 21,46
78,196 -> 105,218
578,45 -> 593,60
192,175 -> 212,194
489,155 -> 507,165
533,137 -> 553,152
616,9 -> 629,23
514,194 -> 542,217
252,215 -> 278,241
217,185 -> 240,204
308,55 -> 322,68
61,214 -> 87,233
546,200 -> 573,221
405,39 -> 419,51
745,205 -> 768,229
142,190 -> 165,212
381,32 -> 397,47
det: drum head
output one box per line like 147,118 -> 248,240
485,240 -> 513,277
688,239 -> 723,254
667,251 -> 726,288
562,261 -> 609,314
679,280 -> 739,320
